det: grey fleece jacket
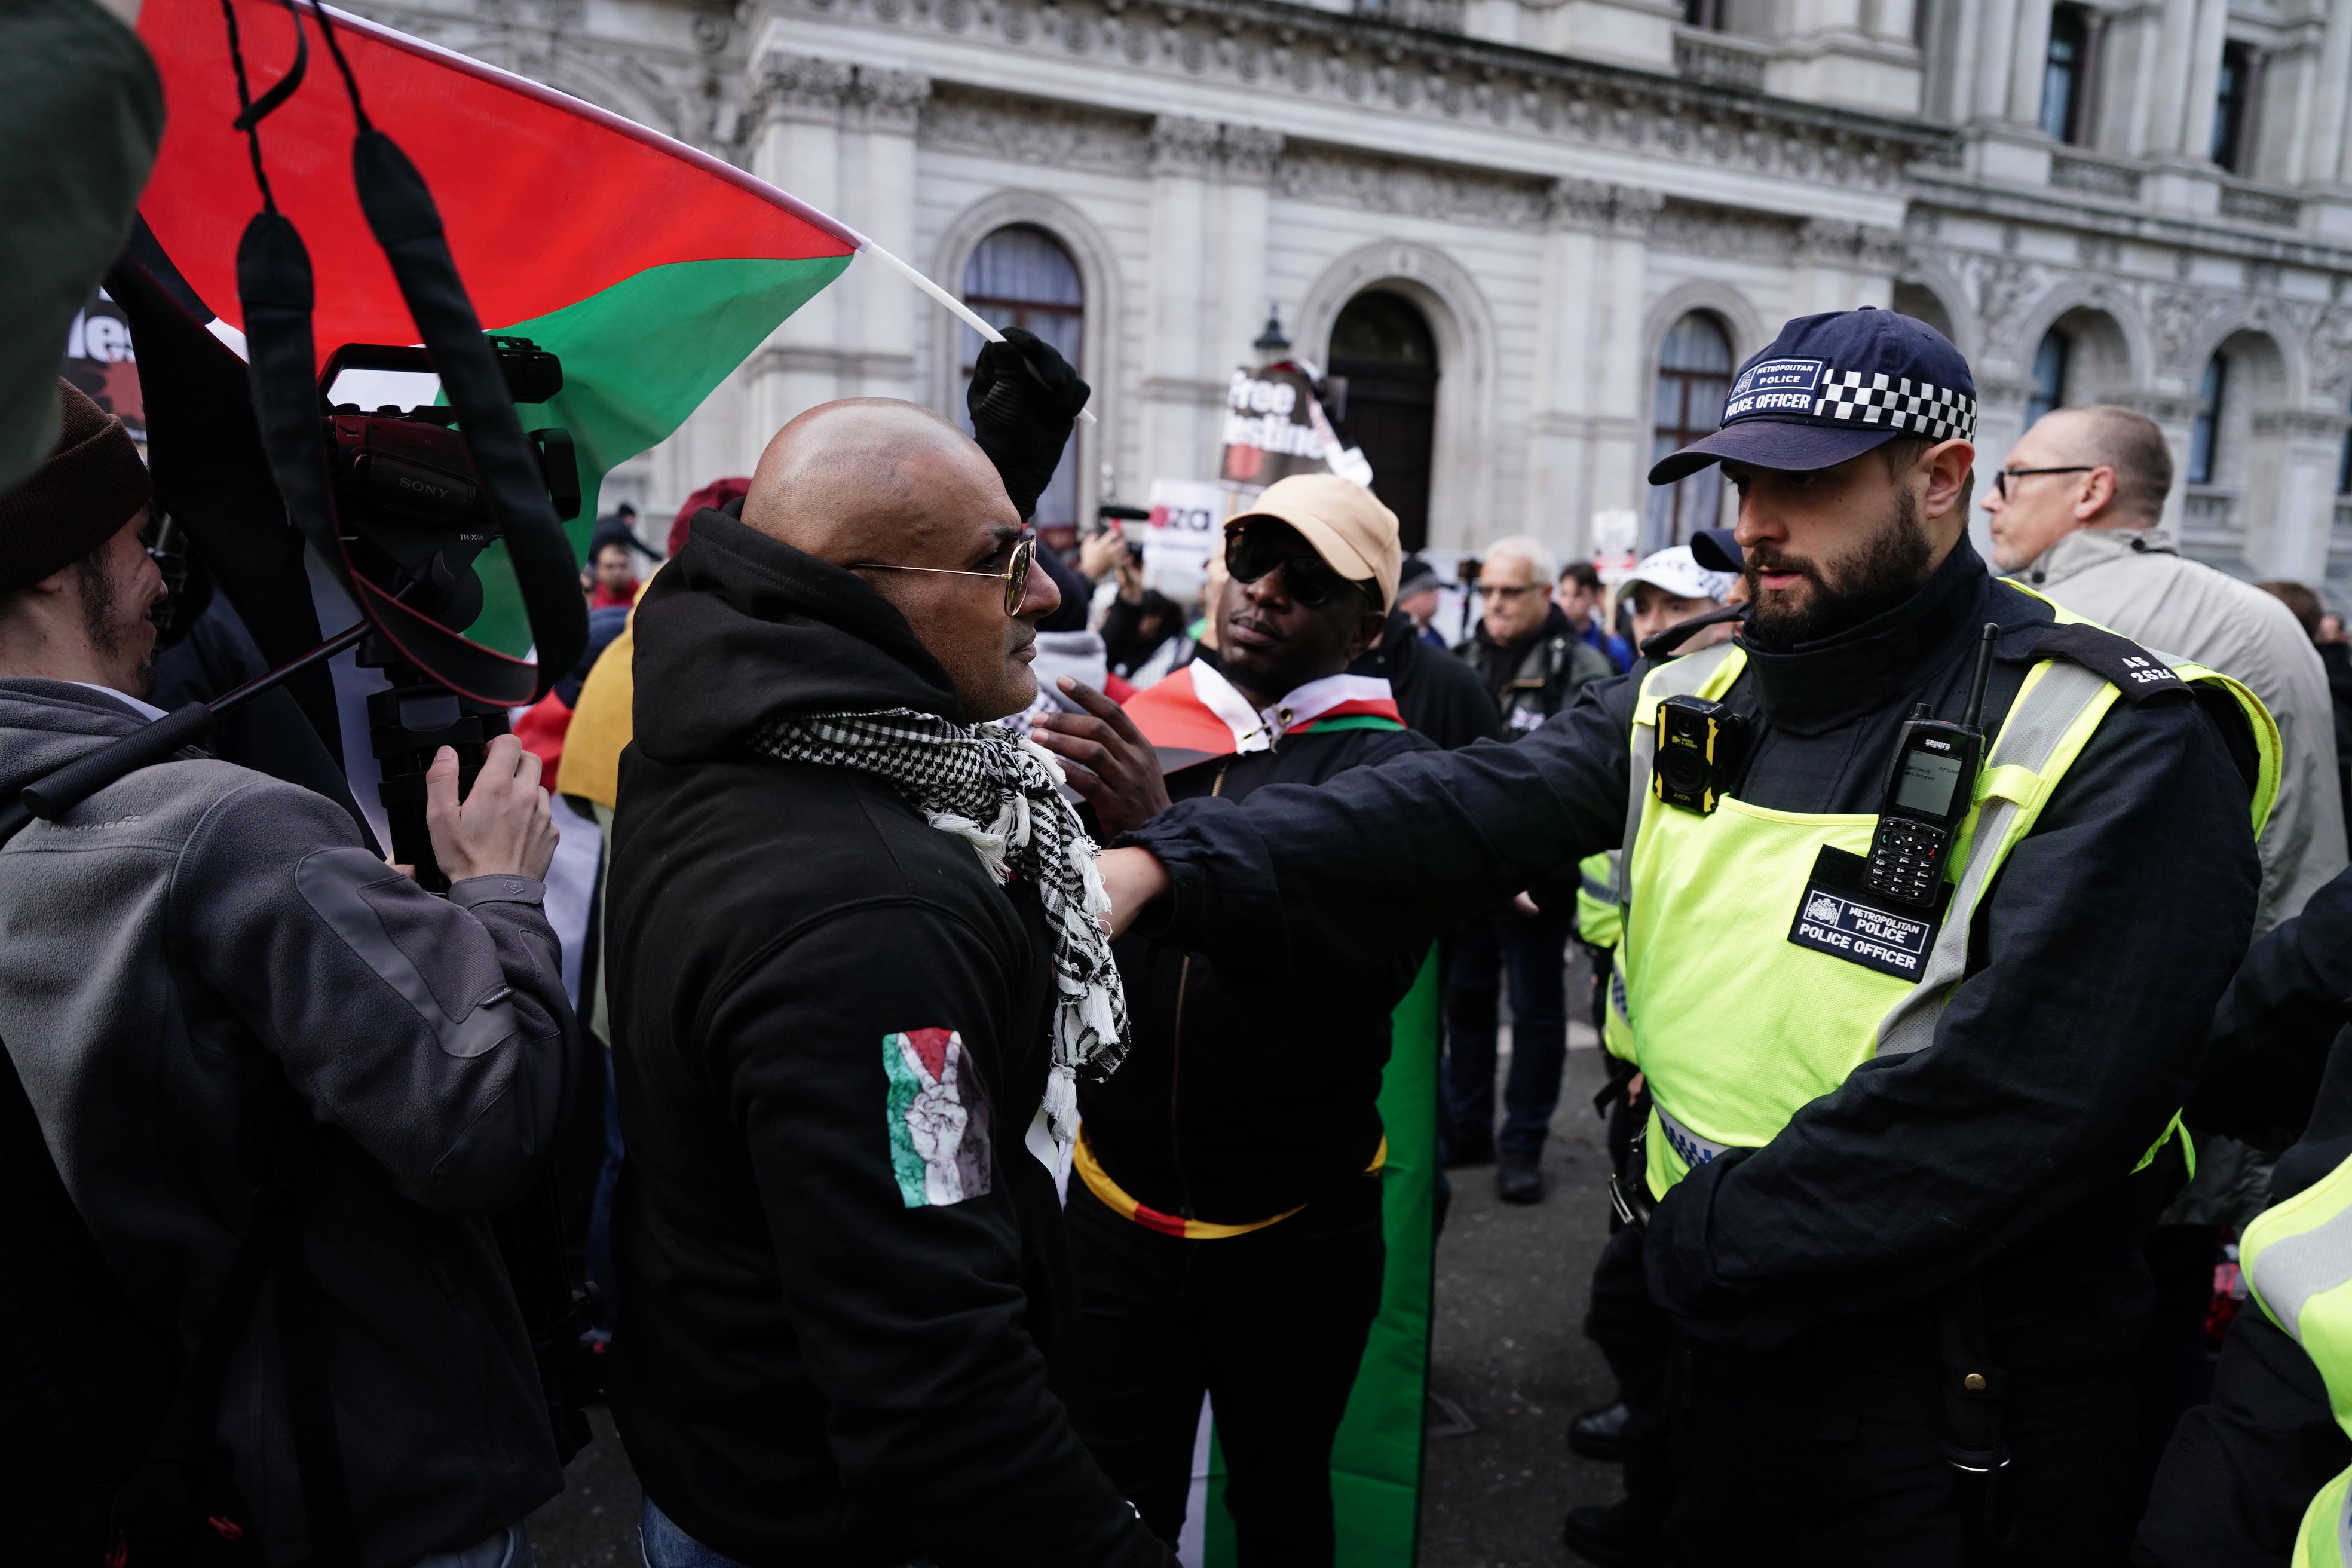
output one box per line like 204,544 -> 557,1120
0,681 -> 575,1567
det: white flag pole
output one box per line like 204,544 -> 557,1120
860,240 -> 1098,425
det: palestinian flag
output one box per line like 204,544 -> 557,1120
134,0 -> 862,652
1125,663 -> 1406,771
1175,957 -> 1438,1568
1121,663 -> 1433,1567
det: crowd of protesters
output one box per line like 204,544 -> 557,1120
16,20 -> 2352,1559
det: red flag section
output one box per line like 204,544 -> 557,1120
136,0 -> 860,360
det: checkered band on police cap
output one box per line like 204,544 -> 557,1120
1809,369 -> 1977,442
1647,307 -> 1981,485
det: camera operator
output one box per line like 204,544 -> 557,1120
0,381 -> 580,1567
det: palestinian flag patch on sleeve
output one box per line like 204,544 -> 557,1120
883,1030 -> 994,1208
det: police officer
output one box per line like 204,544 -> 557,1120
2134,866 -> 2352,1565
1095,308 -> 2276,1563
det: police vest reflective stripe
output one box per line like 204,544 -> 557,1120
1576,851 -> 1621,951
2243,1150 -> 2352,1566
1618,589 -> 2278,1199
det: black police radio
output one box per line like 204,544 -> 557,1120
1863,624 -> 1999,908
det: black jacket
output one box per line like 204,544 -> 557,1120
2320,639 -> 2352,844
1083,721 -> 1432,1223
1458,602 -> 1614,736
606,510 -> 1171,1568
2136,868 -> 2352,1565
1128,541 -> 2261,1378
1351,610 -> 1503,750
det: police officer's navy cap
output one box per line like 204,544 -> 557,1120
1648,307 -> 1977,486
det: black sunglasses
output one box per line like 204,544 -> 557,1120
1225,523 -> 1367,611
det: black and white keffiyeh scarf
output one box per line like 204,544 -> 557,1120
750,707 -> 1128,1138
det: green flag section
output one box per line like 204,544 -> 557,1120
1189,951 -> 1439,1568
463,254 -> 847,650
135,0 -> 863,651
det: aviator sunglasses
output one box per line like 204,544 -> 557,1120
850,533 -> 1037,617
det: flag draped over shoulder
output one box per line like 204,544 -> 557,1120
1122,663 -> 1434,1568
1184,957 -> 1439,1568
135,0 -> 860,651
1125,663 -> 1408,771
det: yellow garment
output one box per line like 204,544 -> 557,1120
2243,1147 -> 2352,1566
1615,595 -> 2277,1199
1073,1126 -> 1386,1239
561,577 -> 647,811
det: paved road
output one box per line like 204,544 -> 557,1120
528,984 -> 1623,1568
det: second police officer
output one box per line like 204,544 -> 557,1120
1097,307 -> 2278,1561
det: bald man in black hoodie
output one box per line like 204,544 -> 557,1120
606,398 -> 1172,1568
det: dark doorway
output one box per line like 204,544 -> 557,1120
1330,290 -> 1439,552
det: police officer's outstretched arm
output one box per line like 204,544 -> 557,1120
179,734 -> 576,1214
1644,686 -> 2262,1346
1116,670 -> 1642,970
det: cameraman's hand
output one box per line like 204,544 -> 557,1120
426,734 -> 559,883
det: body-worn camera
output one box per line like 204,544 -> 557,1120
1653,695 -> 1750,814
321,337 -> 581,630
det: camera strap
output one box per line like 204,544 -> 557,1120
226,0 -> 586,705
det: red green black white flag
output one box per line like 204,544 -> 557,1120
135,0 -> 862,651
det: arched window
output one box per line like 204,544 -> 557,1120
2189,354 -> 2227,485
2041,6 -> 2090,143
2025,329 -> 2070,426
961,226 -> 1083,535
1649,313 -> 1734,546
1329,290 -> 1440,551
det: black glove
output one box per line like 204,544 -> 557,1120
967,326 -> 1090,522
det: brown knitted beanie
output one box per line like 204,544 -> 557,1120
0,379 -> 151,593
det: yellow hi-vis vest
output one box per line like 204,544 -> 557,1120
1616,596 -> 2279,1200
2244,1151 -> 2352,1566
1576,852 -> 1622,950
1575,852 -> 1636,1062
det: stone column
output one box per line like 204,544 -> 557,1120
2137,0 -> 2204,155
840,69 -> 930,403
1139,117 -> 1224,491
2244,408 -> 2350,581
2005,0 -> 2054,126
2176,0 -> 2230,158
741,53 -> 854,454
2323,0 -> 2352,185
1598,188 -> 1661,552
1521,180 -> 1612,545
1971,0 -> 2023,121
1214,129 -> 1284,396
1924,0 -> 1980,122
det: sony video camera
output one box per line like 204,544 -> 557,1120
320,336 -> 581,627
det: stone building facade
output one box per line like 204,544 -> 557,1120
353,0 -> 2352,585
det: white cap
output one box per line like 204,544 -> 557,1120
1622,546 -> 1733,605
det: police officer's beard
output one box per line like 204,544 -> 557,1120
1741,487 -> 1933,652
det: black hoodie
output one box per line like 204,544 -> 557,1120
605,509 -> 1172,1568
